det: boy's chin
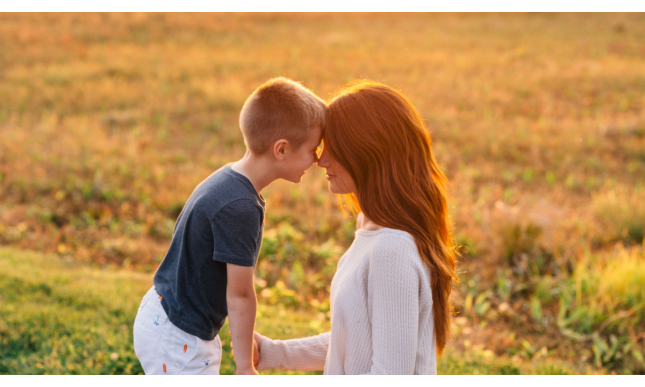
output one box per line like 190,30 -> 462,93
285,175 -> 303,184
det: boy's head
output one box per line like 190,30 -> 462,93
239,77 -> 326,183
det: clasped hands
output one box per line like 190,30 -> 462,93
230,331 -> 263,375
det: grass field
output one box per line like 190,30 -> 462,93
0,246 -> 583,375
1,13 -> 644,374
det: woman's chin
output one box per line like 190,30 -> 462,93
328,184 -> 348,195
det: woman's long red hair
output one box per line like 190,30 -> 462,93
325,81 -> 458,356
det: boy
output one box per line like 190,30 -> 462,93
133,77 -> 326,375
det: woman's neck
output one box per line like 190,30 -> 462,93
357,212 -> 384,231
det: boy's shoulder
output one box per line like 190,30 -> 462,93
188,164 -> 264,218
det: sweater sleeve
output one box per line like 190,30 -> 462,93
364,239 -> 422,375
257,332 -> 330,372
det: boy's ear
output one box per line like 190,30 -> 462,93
273,139 -> 288,161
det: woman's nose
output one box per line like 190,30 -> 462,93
317,148 -> 330,168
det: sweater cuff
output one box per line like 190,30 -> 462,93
257,335 -> 285,371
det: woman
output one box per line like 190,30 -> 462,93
255,81 -> 458,375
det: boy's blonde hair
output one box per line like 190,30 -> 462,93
239,77 -> 326,155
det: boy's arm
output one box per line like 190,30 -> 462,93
226,263 -> 258,375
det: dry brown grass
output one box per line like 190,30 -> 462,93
1,13 -> 644,374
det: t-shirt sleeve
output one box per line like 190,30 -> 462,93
210,199 -> 263,267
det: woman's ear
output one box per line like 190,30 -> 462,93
273,139 -> 288,161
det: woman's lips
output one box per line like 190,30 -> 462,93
326,173 -> 335,180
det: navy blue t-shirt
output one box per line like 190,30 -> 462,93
153,164 -> 265,340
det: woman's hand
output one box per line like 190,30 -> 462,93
253,331 -> 263,369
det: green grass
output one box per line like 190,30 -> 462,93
440,351 -> 573,375
0,247 -> 148,374
592,186 -> 645,244
1,13 -> 645,373
556,246 -> 645,372
0,246 -> 581,375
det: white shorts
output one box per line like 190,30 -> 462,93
133,286 -> 222,375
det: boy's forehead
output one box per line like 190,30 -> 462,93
311,125 -> 323,144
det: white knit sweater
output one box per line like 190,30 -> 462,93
257,228 -> 436,375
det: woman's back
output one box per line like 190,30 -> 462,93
258,228 -> 436,375
327,227 -> 435,374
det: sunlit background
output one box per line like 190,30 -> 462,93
1,13 -> 644,375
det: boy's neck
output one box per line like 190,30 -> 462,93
230,151 -> 278,194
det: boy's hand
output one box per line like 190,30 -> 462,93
235,365 -> 259,375
231,332 -> 261,371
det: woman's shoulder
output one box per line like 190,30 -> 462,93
359,229 -> 431,287
356,227 -> 416,244
357,228 -> 421,262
